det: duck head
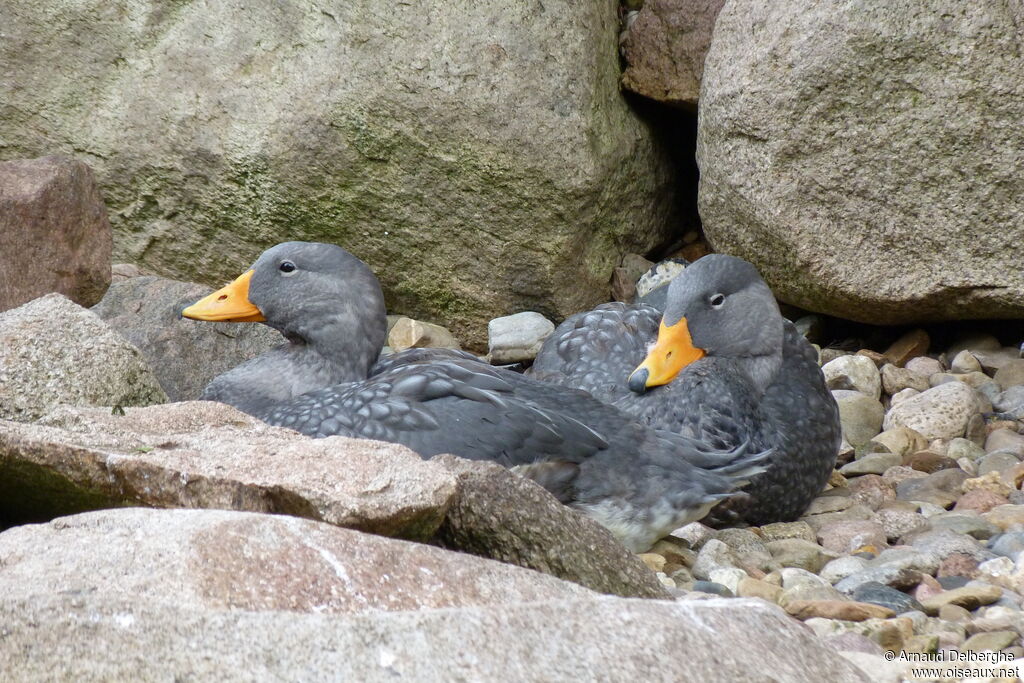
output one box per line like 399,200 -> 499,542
183,241 -> 388,375
628,255 -> 784,394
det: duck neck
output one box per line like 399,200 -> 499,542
281,310 -> 386,388
736,352 -> 783,396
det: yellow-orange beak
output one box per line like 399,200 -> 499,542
181,269 -> 266,322
627,317 -> 705,393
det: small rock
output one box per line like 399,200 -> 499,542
905,356 -> 943,377
912,574 -> 946,603
961,630 -> 1019,652
823,355 -> 882,399
851,582 -> 924,614
840,452 -> 900,476
884,329 -> 930,367
963,470 -> 1015,498
804,496 -> 854,516
835,566 -> 922,595
669,521 -> 715,549
638,553 -> 666,573
918,583 -> 1003,615
487,312 -> 555,363
847,475 -> 896,511
986,429 -> 1024,457
938,603 -> 973,622
736,577 -> 783,603
867,548 -> 941,575
869,426 -> 928,458
784,599 -> 894,622
989,532 -> 1024,561
708,567 -> 748,595
906,529 -> 994,562
689,580 -> 733,597
882,465 -> 928,488
817,520 -> 888,555
691,539 -> 738,581
983,505 -> 1024,532
994,360 -> 1024,390
994,386 -> 1024,419
832,390 -> 885,447
388,317 -> 460,351
820,556 -> 869,584
955,488 -> 1010,514
896,468 -> 969,509
902,451 -> 959,474
903,634 -> 939,654
823,632 -> 884,655
875,504 -> 928,541
951,350 -> 983,374
766,539 -> 835,573
937,553 -> 981,579
977,451 -> 1022,477
779,567 -> 832,590
889,388 -> 920,407
947,437 -> 987,462
880,364 -> 930,396
977,557 -> 1019,592
928,514 -> 1001,540
883,382 -> 981,441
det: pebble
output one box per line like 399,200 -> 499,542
951,350 -> 983,374
832,390 -> 885,447
486,311 -> 554,363
963,470 -> 1015,498
387,317 -> 460,351
847,475 -> 896,510
907,529 -> 994,561
820,556 -> 869,584
867,548 -> 941,575
874,504 -> 927,540
994,360 -> 1024,390
994,386 -> 1024,418
983,505 -> 1024,531
989,532 -> 1024,560
690,580 -> 733,597
954,488 -> 1010,514
691,539 -> 737,580
889,388 -> 920,407
986,429 -> 1024,457
765,538 -> 836,573
784,599 -> 894,622
839,452 -> 900,476
961,630 -> 1019,651
835,566 -> 922,594
947,437 -> 987,462
823,355 -> 881,399
707,567 -> 748,595
851,581 -> 925,614
736,577 -> 783,603
928,513 -> 1002,540
902,451 -> 959,474
817,520 -> 888,555
758,521 -> 817,544
884,329 -> 930,367
905,355 -> 943,377
918,583 -> 1003,615
880,364 -> 930,395
937,553 -> 981,579
883,381 -> 981,440
896,468 -> 968,508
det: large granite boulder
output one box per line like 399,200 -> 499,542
0,155 -> 112,312
0,0 -> 679,345
0,592 -> 871,682
0,508 -> 593,613
620,0 -> 726,108
0,294 -> 166,422
0,401 -> 455,539
697,0 -> 1024,324
92,276 -> 283,400
0,402 -> 666,597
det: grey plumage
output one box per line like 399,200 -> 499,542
186,242 -> 770,551
531,254 -> 840,526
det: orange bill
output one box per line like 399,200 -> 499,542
627,317 -> 705,393
181,269 -> 266,322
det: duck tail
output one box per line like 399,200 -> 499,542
703,439 -> 772,485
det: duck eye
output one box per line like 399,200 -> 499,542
709,293 -> 725,308
279,261 -> 296,274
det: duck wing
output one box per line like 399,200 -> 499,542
260,358 -> 610,469
529,303 -> 660,405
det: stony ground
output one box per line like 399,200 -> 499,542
633,329 -> 1024,682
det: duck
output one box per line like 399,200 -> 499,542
181,241 -> 769,551
530,254 -> 840,526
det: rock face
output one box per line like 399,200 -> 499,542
620,0 -> 726,107
92,276 -> 283,400
0,155 -> 112,312
0,402 -> 455,538
0,508 -> 593,613
0,294 -> 166,422
697,0 -> 1024,324
0,0 -> 679,345
0,593 -> 871,682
